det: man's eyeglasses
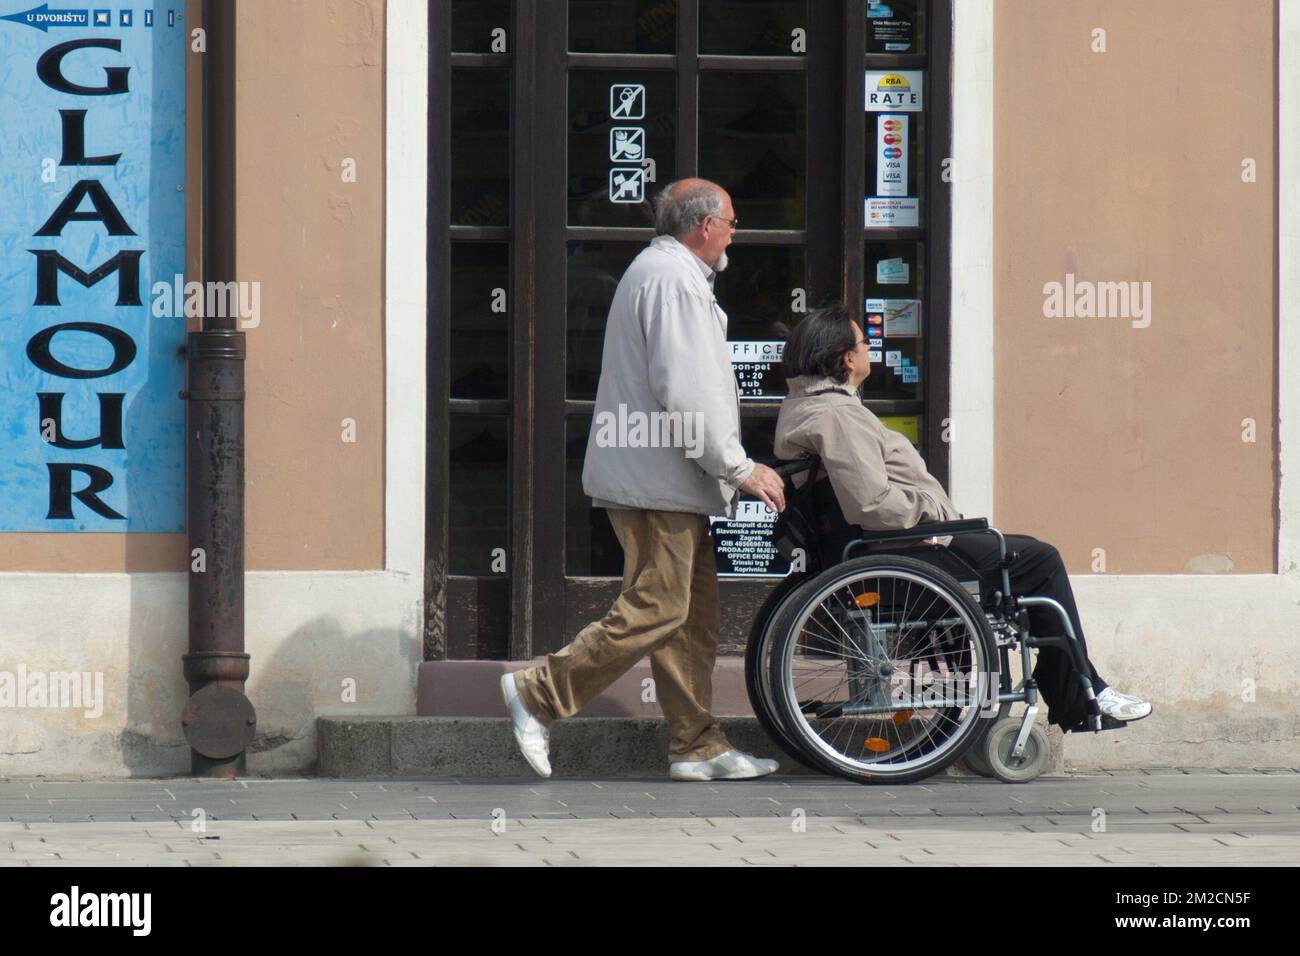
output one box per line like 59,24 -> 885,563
708,214 -> 739,230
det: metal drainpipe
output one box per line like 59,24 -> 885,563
182,0 -> 255,777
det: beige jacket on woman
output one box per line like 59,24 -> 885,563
773,374 -> 960,542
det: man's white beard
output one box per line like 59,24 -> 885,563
713,250 -> 729,272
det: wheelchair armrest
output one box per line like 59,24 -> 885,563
852,517 -> 989,544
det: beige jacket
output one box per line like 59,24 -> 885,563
773,375 -> 960,542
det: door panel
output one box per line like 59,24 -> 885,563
428,0 -> 952,660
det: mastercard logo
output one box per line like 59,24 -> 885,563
883,119 -> 902,131
882,147 -> 902,159
882,134 -> 902,145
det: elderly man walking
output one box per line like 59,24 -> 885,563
501,178 -> 787,781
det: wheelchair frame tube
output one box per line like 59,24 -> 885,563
1015,595 -> 1102,731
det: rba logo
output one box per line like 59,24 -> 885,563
49,886 -> 151,936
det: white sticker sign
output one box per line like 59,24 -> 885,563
709,501 -> 790,578
729,340 -> 785,399
865,196 -> 919,227
865,298 -> 922,337
876,115 -> 907,196
865,70 -> 923,112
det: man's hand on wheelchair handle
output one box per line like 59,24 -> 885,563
740,462 -> 786,513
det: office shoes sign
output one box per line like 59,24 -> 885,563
0,5 -> 186,531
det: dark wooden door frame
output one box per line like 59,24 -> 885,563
426,0 -> 954,662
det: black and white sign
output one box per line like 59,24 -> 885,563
729,340 -> 785,399
711,501 -> 791,577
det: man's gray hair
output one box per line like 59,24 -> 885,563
653,181 -> 723,237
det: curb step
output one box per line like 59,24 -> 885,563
316,716 -> 1045,779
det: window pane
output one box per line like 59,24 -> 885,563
878,414 -> 925,455
866,0 -> 925,54
452,0 -> 511,53
568,241 -> 642,400
865,107 -> 924,229
450,243 -> 509,399
569,0 -> 676,53
861,240 -> 924,401
699,72 -> 805,229
451,69 -> 509,226
741,415 -> 778,464
717,245 -> 804,399
449,416 -> 510,574
566,415 -> 622,576
700,0 -> 806,55
569,70 -> 675,226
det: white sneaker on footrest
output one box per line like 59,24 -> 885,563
670,748 -> 779,781
1096,687 -> 1152,722
500,672 -> 552,778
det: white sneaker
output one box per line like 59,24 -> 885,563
669,748 -> 779,781
500,672 -> 552,778
1096,687 -> 1152,722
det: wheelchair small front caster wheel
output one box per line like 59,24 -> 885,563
985,717 -> 1050,783
959,704 -> 1009,778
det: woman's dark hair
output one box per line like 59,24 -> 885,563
781,303 -> 860,384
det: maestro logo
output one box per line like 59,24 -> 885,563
882,147 -> 902,158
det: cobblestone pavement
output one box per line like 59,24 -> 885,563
1,770 -> 1298,866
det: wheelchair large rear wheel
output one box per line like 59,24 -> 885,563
768,554 -> 999,784
744,572 -> 822,771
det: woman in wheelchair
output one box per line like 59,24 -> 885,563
772,304 -> 1150,732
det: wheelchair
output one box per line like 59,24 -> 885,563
745,455 -> 1120,785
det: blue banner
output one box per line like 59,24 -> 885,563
0,4 -> 186,531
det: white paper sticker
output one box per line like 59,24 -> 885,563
865,197 -> 919,227
886,350 -> 902,367
865,298 -> 922,337
876,115 -> 907,196
869,349 -> 883,363
865,70 -> 923,112
729,341 -> 785,362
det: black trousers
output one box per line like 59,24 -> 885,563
945,533 -> 1107,730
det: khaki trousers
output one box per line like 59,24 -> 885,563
513,508 -> 731,763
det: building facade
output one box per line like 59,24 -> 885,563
1,0 -> 1295,774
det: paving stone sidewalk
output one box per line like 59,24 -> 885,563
1,770 -> 1298,866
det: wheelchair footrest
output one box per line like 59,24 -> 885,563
1065,713 -> 1130,733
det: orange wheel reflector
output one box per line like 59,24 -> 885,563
891,710 -> 914,726
864,738 -> 891,753
854,592 -> 880,608
797,628 -> 807,643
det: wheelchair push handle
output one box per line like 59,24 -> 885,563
769,455 -> 822,480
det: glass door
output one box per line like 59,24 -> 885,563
427,0 -> 953,660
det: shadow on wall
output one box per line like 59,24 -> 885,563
118,594 -> 419,776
